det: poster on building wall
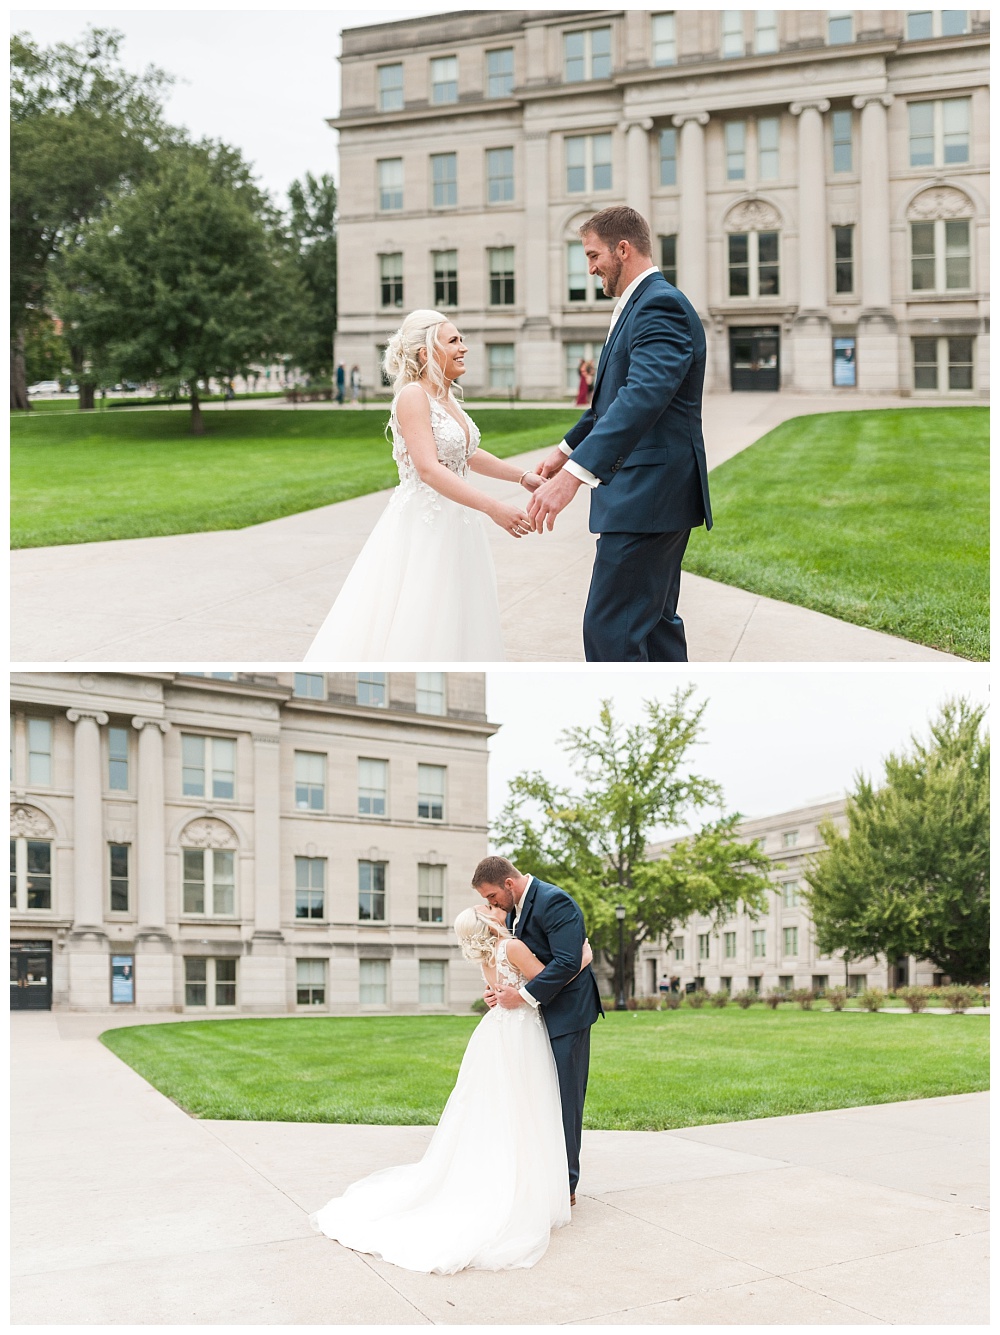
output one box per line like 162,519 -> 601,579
833,338 -> 857,387
111,955 -> 135,1004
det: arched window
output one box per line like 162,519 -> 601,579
179,818 -> 238,918
724,200 -> 782,299
907,186 -> 974,293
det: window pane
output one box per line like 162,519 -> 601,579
358,861 -> 387,922
418,862 -> 445,923
758,116 -> 779,179
215,957 -> 237,1006
183,848 -> 205,914
359,757 -> 388,816
564,31 -> 585,82
910,221 -> 936,290
566,136 -> 586,193
419,959 -> 446,1004
942,97 -> 970,163
728,233 -> 749,296
182,734 -> 205,796
293,673 -> 325,699
184,957 -> 207,1006
944,219 -> 970,288
417,763 -> 445,820
211,738 -> 235,801
26,840 -> 52,909
486,47 -> 514,98
431,55 -> 458,104
941,11 -> 969,36
10,839 -> 17,909
948,337 -> 973,389
832,109 -> 853,172
906,10 -> 933,39
755,10 -> 778,53
659,127 -> 676,186
828,12 -> 853,44
660,233 -> 677,285
378,63 -> 404,112
567,242 -> 587,301
357,671 -> 387,707
725,121 -> 746,180
416,672 -> 446,714
908,102 -> 935,166
652,12 -> 676,65
431,153 -> 458,207
359,958 -> 388,1005
591,27 -> 612,79
592,133 -> 612,191
912,338 -> 939,390
378,158 -> 403,211
721,10 -> 743,56
488,343 -> 516,389
486,147 -> 514,203
108,726 -> 129,790
109,843 -> 129,912
212,850 -> 235,916
27,718 -> 52,786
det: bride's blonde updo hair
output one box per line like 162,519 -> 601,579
454,906 -> 499,966
382,309 -> 459,400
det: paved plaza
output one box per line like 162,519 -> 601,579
11,1010 -> 988,1325
12,393 -> 962,662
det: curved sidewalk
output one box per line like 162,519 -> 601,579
11,1011 -> 988,1325
11,393 -> 964,662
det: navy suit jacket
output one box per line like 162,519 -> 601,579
507,877 -> 604,1040
565,271 -> 712,535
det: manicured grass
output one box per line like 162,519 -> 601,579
685,407 -> 988,659
11,407 -> 579,548
100,1008 -> 988,1130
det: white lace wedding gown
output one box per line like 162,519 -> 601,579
310,939 -> 570,1273
304,392 -> 506,661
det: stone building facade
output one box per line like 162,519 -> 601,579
331,8 -> 989,398
640,796 -> 944,997
10,672 -> 494,1014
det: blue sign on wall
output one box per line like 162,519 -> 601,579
111,955 -> 135,1004
833,337 -> 857,387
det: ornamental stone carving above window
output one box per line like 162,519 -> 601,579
724,198 -> 781,232
180,817 -> 238,849
907,186 -> 974,221
10,804 -> 56,839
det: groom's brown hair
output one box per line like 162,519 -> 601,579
471,855 -> 518,888
579,205 -> 652,259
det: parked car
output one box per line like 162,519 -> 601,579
27,380 -> 61,396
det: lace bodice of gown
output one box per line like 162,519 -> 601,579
491,938 -> 544,1027
390,392 -> 480,495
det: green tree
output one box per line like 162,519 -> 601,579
286,172 -> 338,379
494,689 -> 773,998
56,146 -> 303,433
805,698 -> 989,985
10,27 -> 172,408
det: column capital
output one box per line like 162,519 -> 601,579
790,98 -> 830,116
621,116 -> 654,133
672,111 -> 709,129
852,93 -> 894,111
66,708 -> 109,726
132,716 -> 170,734
251,732 -> 280,746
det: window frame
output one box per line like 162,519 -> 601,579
565,132 -> 613,195
417,763 -> 446,822
432,249 -> 459,308
912,336 -> 975,392
754,10 -> 779,54
10,835 -> 54,912
488,246 -> 515,307
757,116 -> 780,180
834,224 -> 855,294
107,724 -> 130,792
27,717 -> 53,787
184,956 -> 237,1009
181,846 -> 236,918
486,146 -> 514,205
357,672 -> 387,708
109,841 -> 130,913
358,859 -> 387,922
377,63 -> 404,112
430,151 -> 458,209
378,251 -> 404,310
294,750 -> 326,812
659,234 -> 677,286
752,929 -> 767,959
724,120 -> 746,181
721,10 -> 744,58
566,239 -> 614,306
415,672 -> 446,715
293,673 -> 326,701
487,343 -> 516,392
296,957 -> 327,1007
827,10 -> 853,45
485,46 -> 514,98
658,127 -> 677,187
181,733 -> 236,802
909,216 -> 972,293
652,12 -> 677,66
294,856 -> 326,921
417,862 -> 446,924
908,97 -> 970,168
727,230 -> 781,299
358,757 -> 389,818
563,25 -> 612,83
430,54 -> 458,105
377,157 -> 404,213
783,925 -> 799,957
359,957 -> 389,1006
831,108 -> 854,173
418,959 -> 447,1005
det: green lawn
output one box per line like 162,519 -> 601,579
10,407 -> 579,548
685,407 -> 988,659
100,1009 -> 988,1130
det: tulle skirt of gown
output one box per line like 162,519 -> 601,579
303,482 -> 506,662
310,1006 -> 570,1274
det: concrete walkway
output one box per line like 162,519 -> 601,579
12,1010 -> 988,1324
11,393 -> 964,662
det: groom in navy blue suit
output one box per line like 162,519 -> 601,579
528,205 -> 712,662
473,856 -> 603,1203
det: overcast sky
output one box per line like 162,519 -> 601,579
484,666 -> 990,839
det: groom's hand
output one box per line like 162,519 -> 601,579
527,470 -> 582,533
496,986 -> 525,1009
536,445 -> 568,480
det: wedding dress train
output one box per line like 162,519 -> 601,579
303,393 -> 505,662
311,939 -> 570,1273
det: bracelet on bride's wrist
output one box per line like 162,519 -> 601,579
518,470 -> 529,486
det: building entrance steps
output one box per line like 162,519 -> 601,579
11,1010 -> 988,1325
11,393 -> 964,662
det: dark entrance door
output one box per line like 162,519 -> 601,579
730,327 -> 780,391
10,941 -> 53,1010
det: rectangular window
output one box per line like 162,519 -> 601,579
215,957 -> 237,1007
181,735 -> 234,800
109,843 -> 130,912
431,152 -> 458,208
728,233 -> 749,296
358,757 -> 388,817
564,26 -> 612,82
108,726 -> 129,790
430,55 -> 458,105
660,234 -> 677,286
906,9 -> 934,39
915,337 -> 976,391
758,117 -> 779,180
779,974 -> 794,990
832,109 -> 853,172
912,336 -> 939,390
294,751 -> 325,811
755,10 -> 779,53
652,13 -> 676,65
948,336 -> 974,390
294,856 -> 326,920
910,217 -> 974,294
566,133 -> 612,194
907,10 -> 969,39
488,344 -> 516,391
724,931 -> 737,959
945,218 -> 971,289
27,718 -> 52,786
783,830 -> 799,848
419,959 -> 446,1004
783,926 -> 799,956
488,247 -> 515,306
377,158 -> 403,212
360,958 -> 388,1005
781,879 -> 800,907
941,10 -> 969,36
184,957 -> 207,1007
415,672 -> 445,715
182,848 -> 235,916
486,147 -> 514,204
433,250 -> 458,308
358,861 -> 387,921
658,127 -> 677,186
672,936 -> 685,961
26,840 -> 52,909
909,98 -> 970,167
486,47 -> 514,98
910,221 -> 936,290
752,929 -> 767,959
827,10 -> 853,44
721,10 -> 744,57
942,97 -> 971,163
293,673 -> 325,700
566,241 -> 609,304
725,121 -> 746,180
698,933 -> 710,961
417,763 -> 445,821
379,252 -> 404,309
753,229 -> 781,292
357,672 -> 387,708
10,840 -> 16,909
378,63 -> 404,112
418,863 -> 445,923
834,225 -> 854,293
296,958 -> 326,1006
566,136 -> 586,194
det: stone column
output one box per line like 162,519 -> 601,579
852,92 -> 898,390
252,732 -> 283,941
790,99 -> 832,390
672,112 -> 709,315
132,717 -> 170,941
66,708 -> 109,937
623,117 -> 654,223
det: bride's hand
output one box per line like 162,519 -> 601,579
489,500 -> 532,538
519,472 -> 544,495
581,937 -> 594,970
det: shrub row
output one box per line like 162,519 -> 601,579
604,985 -> 990,1014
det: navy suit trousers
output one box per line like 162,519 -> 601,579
583,528 -> 691,662
549,1026 -> 591,1194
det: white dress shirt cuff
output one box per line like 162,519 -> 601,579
558,440 -> 572,457
519,985 -> 540,1008
564,459 -> 600,488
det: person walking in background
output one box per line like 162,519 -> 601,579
574,358 -> 590,406
335,361 -> 345,405
350,364 -> 361,406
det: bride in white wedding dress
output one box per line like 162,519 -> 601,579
304,310 -> 542,662
310,906 -> 592,1274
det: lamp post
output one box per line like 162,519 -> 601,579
615,904 -> 627,1010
